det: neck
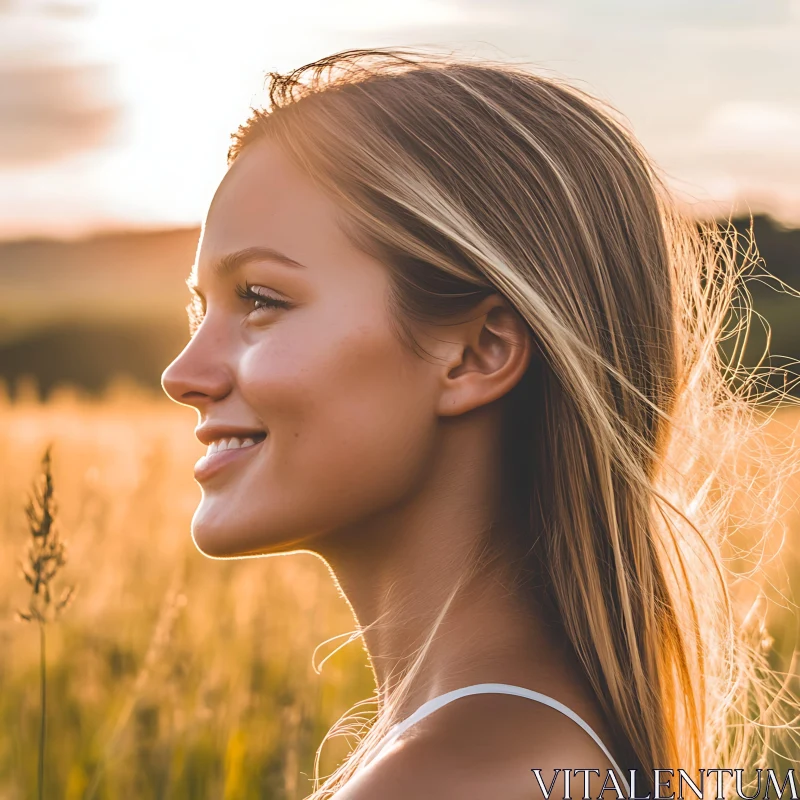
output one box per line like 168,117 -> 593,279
315,410 -> 577,723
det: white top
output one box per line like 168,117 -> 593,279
360,682 -> 632,796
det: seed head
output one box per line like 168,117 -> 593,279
16,445 -> 76,624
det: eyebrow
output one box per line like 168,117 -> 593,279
196,246 -> 307,280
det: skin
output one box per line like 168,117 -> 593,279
162,139 -> 623,798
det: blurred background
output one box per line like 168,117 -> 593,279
1,2 -> 799,799
2,0 -> 800,396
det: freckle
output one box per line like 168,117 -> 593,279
294,432 -> 299,438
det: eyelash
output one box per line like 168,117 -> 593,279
234,281 -> 292,314
186,282 -> 290,336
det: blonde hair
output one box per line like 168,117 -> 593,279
227,47 -> 800,797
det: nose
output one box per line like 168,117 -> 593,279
161,335 -> 232,409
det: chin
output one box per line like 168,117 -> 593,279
190,504 -> 256,559
191,525 -> 237,559
189,502 -> 306,559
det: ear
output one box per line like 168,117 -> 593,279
433,294 -> 535,417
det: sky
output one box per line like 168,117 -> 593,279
1,0 -> 800,240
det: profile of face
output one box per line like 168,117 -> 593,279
161,139 -> 456,558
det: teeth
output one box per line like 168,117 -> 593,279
206,436 -> 262,457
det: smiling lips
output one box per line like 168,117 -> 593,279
195,424 -> 267,445
206,435 -> 262,456
194,430 -> 268,482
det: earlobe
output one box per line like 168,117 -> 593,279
435,298 -> 534,417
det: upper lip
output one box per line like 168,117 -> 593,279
195,424 -> 268,446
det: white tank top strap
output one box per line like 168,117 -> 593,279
362,682 -> 631,796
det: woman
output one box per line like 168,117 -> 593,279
161,47 -> 795,799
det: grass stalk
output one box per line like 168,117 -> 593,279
16,445 -> 75,800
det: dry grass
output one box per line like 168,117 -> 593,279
0,381 -> 375,800
1,382 -> 799,798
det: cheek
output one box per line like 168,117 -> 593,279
238,322 -> 436,513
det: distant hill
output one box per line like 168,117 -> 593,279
0,226 -> 200,397
728,216 -> 800,384
0,216 -> 798,398
0,226 -> 201,342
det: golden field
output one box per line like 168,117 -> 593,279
1,383 -> 800,798
0,383 -> 375,800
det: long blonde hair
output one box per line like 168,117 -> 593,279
227,47 -> 800,796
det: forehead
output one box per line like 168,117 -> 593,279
198,138 -> 353,273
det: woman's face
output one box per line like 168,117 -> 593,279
161,139 -> 442,558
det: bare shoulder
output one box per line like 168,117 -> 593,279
331,693 -> 622,800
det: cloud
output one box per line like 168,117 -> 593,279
701,102 -> 800,154
2,0 -> 800,236
0,5 -> 121,166
456,0 -> 791,28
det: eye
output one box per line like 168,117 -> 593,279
235,281 -> 292,317
186,281 -> 292,337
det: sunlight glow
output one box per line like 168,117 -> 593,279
1,0 -> 799,237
